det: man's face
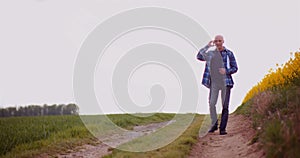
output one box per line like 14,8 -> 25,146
214,36 -> 224,49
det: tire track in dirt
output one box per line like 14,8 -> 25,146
54,120 -> 176,158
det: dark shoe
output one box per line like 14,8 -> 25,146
220,130 -> 227,135
208,126 -> 218,133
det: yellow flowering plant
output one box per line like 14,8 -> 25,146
243,51 -> 300,103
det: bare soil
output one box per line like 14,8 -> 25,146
188,114 -> 265,158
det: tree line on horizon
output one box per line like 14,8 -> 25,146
0,103 -> 79,117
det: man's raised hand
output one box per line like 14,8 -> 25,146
208,40 -> 215,47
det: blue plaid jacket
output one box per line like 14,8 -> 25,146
197,45 -> 238,88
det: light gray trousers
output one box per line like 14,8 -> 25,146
209,83 -> 226,127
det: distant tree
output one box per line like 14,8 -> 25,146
7,107 -> 16,116
0,103 -> 80,117
0,108 -> 8,117
17,106 -> 24,116
42,104 -> 48,116
63,104 -> 79,115
0,109 -> 3,117
29,105 -> 42,116
57,104 -> 64,115
48,104 -> 57,115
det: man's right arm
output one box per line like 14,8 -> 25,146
196,45 -> 210,61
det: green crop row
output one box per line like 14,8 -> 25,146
0,113 -> 175,157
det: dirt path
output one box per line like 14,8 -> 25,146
46,115 -> 264,158
188,114 -> 265,158
56,140 -> 111,158
55,120 -> 176,158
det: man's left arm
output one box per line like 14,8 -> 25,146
226,52 -> 238,75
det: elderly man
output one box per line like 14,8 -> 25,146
197,35 -> 238,135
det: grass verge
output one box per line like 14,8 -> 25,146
103,114 -> 204,158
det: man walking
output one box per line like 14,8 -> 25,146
196,35 -> 238,135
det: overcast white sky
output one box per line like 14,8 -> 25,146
0,0 -> 299,114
